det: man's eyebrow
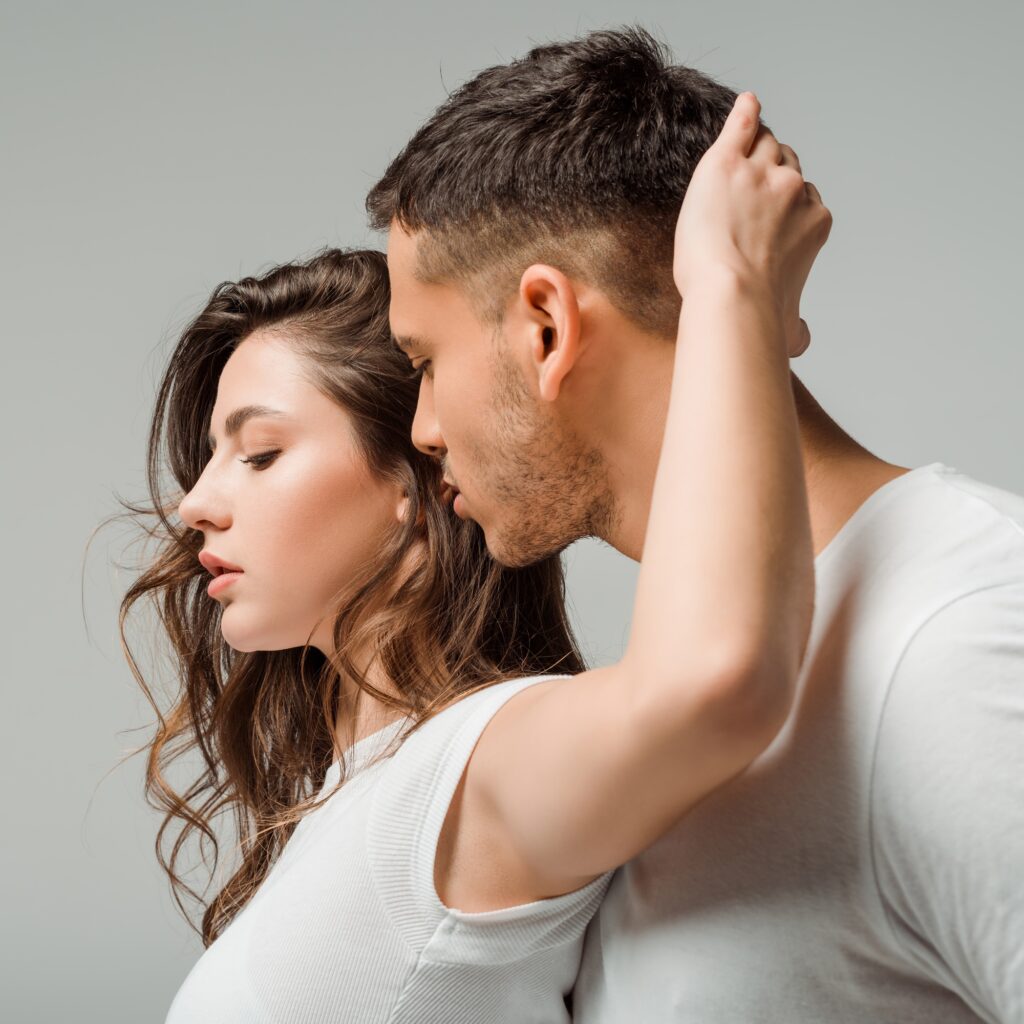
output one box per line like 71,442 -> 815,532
208,405 -> 287,450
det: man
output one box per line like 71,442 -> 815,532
367,26 -> 1024,1023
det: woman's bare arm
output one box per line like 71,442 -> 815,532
440,93 -> 831,908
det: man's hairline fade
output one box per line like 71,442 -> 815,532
405,216 -> 681,338
368,25 -> 743,340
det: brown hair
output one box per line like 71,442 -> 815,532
120,248 -> 585,945
367,26 -> 751,338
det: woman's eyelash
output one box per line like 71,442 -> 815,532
240,449 -> 282,469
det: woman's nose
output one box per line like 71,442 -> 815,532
177,465 -> 231,532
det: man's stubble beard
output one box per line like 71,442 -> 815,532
474,344 -> 619,569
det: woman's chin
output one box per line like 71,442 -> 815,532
219,610 -> 301,654
220,627 -> 265,653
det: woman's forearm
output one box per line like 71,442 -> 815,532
623,268 -> 814,733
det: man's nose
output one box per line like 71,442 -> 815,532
411,377 -> 447,460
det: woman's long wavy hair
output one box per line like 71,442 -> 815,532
120,248 -> 585,946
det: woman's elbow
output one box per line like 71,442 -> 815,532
631,642 -> 799,753
703,648 -> 797,747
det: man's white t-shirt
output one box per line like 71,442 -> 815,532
574,463 -> 1024,1023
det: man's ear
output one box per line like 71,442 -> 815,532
517,264 -> 582,403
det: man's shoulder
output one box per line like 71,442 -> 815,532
927,463 -> 1024,538
884,576 -> 1024,712
826,463 -> 1024,598
869,576 -> 1024,826
806,463 -> 1024,732
866,465 -> 1024,716
916,463 -> 1024,586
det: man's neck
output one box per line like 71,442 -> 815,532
791,376 -> 910,557
602,370 -> 909,562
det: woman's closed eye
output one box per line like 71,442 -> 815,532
239,449 -> 282,470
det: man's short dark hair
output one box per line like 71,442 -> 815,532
367,26 -> 746,338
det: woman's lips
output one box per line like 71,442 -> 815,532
207,571 -> 243,599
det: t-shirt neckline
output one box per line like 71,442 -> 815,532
814,461 -> 950,573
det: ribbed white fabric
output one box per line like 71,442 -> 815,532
165,674 -> 613,1023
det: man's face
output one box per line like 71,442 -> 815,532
386,223 -> 614,568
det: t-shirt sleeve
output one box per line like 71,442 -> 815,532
366,675 -> 613,965
870,583 -> 1024,1023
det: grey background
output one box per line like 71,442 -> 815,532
2,1 -> 1021,1020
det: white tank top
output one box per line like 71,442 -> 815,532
165,674 -> 612,1023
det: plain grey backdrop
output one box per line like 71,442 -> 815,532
2,0 -> 1021,1020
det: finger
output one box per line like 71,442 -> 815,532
749,126 -> 782,167
717,91 -> 762,156
806,183 -> 833,243
779,143 -> 802,173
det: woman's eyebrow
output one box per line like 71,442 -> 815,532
392,333 -> 422,354
207,404 -> 287,450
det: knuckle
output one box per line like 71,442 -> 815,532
775,167 -> 805,196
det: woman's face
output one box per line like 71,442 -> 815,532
177,330 -> 406,654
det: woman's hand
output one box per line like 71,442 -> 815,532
673,91 -> 832,357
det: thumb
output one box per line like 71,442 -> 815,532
717,91 -> 762,157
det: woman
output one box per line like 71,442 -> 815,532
123,93 -> 828,1021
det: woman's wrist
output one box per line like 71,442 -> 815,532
675,268 -> 790,369
677,264 -> 787,324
